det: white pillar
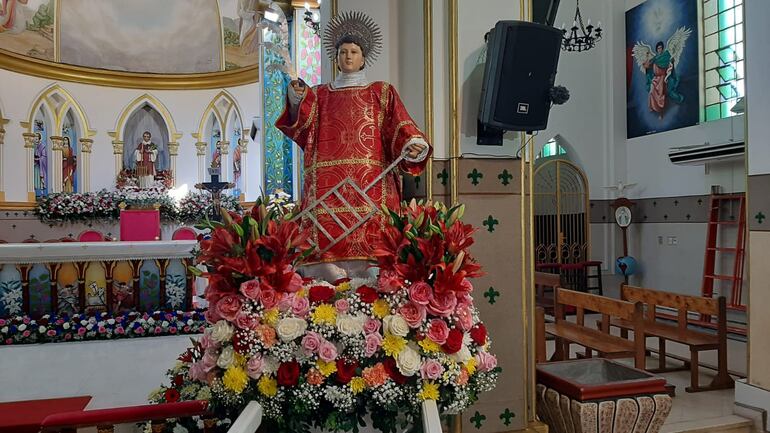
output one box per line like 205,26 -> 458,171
79,138 -> 93,192
112,140 -> 124,180
168,141 -> 179,186
49,136 -> 64,193
220,140 -> 230,182
22,132 -> 37,201
195,142 -> 207,182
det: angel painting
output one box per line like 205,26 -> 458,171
632,26 -> 692,119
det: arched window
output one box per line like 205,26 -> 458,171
537,137 -> 568,159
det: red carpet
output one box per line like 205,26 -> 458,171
0,396 -> 92,433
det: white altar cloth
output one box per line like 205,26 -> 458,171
0,240 -> 197,264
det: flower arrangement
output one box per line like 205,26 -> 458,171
0,310 -> 207,346
155,200 -> 498,433
177,192 -> 242,224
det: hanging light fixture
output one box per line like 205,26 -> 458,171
560,0 -> 602,52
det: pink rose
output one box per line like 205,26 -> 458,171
399,302 -> 427,328
277,294 -> 294,312
154,326 -> 162,334
189,361 -> 208,381
239,279 -> 262,300
427,319 -> 450,344
22,330 -> 30,337
46,330 -> 56,337
235,311 -> 259,330
204,308 -> 222,325
260,289 -> 279,309
456,293 -> 473,309
318,340 -> 338,362
427,291 -> 457,317
363,317 -> 381,334
335,299 -> 350,313
199,332 -> 218,350
284,269 -> 303,293
364,332 -> 382,357
476,350 -> 498,372
77,328 -> 86,336
216,295 -> 243,321
377,270 -> 404,294
458,278 -> 474,294
408,282 -> 434,306
247,355 -> 264,379
455,306 -> 474,331
115,327 -> 125,335
202,350 -> 218,372
301,331 -> 322,355
420,359 -> 445,380
291,296 -> 310,318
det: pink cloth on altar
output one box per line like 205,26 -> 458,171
120,209 -> 160,241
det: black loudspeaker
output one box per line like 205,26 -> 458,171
478,21 -> 563,134
533,0 -> 561,27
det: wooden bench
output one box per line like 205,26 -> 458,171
607,284 -> 734,393
545,287 -> 646,369
535,271 -> 561,313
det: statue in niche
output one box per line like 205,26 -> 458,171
33,132 -> 47,193
134,131 -> 158,188
62,136 -> 76,193
210,140 -> 222,170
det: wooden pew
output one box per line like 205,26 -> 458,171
535,271 -> 561,314
545,287 -> 646,369
608,284 -> 734,393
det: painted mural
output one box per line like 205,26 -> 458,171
0,0 -> 54,61
626,0 -> 699,138
219,0 -> 261,70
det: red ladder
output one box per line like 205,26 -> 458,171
699,194 -> 747,333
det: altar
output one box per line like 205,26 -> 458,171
0,240 -> 197,319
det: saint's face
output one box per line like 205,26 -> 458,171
337,42 -> 365,73
656,45 -> 664,54
143,133 -> 151,142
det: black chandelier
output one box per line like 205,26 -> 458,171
303,2 -> 321,37
561,0 -> 602,52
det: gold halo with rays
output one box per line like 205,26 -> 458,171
323,10 -> 383,64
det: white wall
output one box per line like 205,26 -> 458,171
0,335 -> 194,408
0,69 -> 263,202
745,0 -> 770,175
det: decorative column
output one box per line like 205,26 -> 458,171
238,136 -> 248,200
79,138 -> 93,192
168,141 -> 179,186
49,136 -> 64,193
219,140 -> 230,182
195,142 -> 207,183
22,132 -> 37,201
112,140 -> 124,180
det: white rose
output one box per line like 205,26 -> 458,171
217,346 -> 235,369
38,326 -> 46,333
276,318 -> 308,342
211,320 -> 234,343
262,356 -> 279,374
383,315 -> 410,337
63,323 -> 70,330
450,345 -> 473,363
18,324 -> 26,332
396,345 -> 422,376
336,314 -> 364,336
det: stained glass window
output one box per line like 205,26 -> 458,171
703,0 -> 744,121
537,138 -> 567,159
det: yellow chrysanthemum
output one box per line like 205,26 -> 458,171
336,281 -> 351,292
311,304 -> 337,326
419,338 -> 442,353
258,375 -> 278,397
223,366 -> 249,394
263,308 -> 280,326
296,288 -> 307,298
381,333 -> 407,357
234,352 -> 247,367
372,299 -> 390,318
464,357 -> 477,375
316,360 -> 338,377
417,381 -> 440,401
349,377 -> 366,394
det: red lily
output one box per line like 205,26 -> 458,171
444,221 -> 476,256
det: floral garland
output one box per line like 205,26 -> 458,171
34,189 -> 241,224
0,310 -> 207,346
152,200 -> 499,433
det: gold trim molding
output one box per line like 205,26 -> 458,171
0,201 -> 37,210
0,49 -> 259,90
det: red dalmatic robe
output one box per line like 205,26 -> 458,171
277,81 -> 430,264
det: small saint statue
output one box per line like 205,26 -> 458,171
135,131 -> 158,188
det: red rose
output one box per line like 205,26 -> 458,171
309,286 -> 336,303
233,331 -> 252,354
164,388 -> 180,403
356,286 -> 378,304
442,328 -> 464,354
173,375 -> 184,387
335,359 -> 359,384
383,357 -> 408,385
470,323 -> 488,346
277,361 -> 300,386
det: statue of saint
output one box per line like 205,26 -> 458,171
33,132 -> 47,193
134,131 -> 158,188
277,11 -> 430,280
211,140 -> 222,170
61,137 -> 76,193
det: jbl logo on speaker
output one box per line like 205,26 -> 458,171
517,103 -> 529,114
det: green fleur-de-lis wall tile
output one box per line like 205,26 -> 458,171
483,286 -> 500,305
470,411 -> 487,429
499,409 -> 515,426
467,168 -> 484,186
498,169 -> 513,186
756,212 -> 766,224
437,168 -> 449,186
482,215 -> 499,232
